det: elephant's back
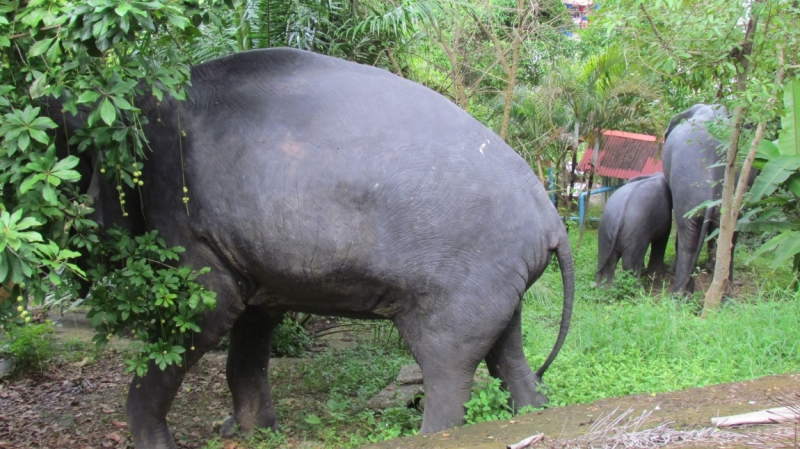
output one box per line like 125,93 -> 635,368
184,48 -> 533,196
663,123 -> 722,199
171,49 -> 560,304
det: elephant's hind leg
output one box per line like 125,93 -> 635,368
621,243 -> 648,278
596,249 -> 621,286
393,296 -> 505,434
221,306 -> 283,436
484,306 -> 547,410
646,234 -> 669,277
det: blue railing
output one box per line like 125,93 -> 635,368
547,168 -> 621,224
576,186 -> 618,224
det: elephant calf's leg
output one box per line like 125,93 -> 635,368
485,307 -> 547,410
646,235 -> 669,277
221,307 -> 283,436
621,244 -> 648,278
596,250 -> 621,286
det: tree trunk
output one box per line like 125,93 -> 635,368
566,145 -> 578,228
702,5 -> 761,315
577,132 -> 600,248
499,0 -> 526,141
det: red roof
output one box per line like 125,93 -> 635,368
577,130 -> 663,179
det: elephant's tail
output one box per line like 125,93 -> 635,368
596,188 -> 631,279
536,233 -> 574,377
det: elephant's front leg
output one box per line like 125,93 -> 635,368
221,306 -> 283,436
126,304 -> 239,449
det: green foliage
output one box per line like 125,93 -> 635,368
0,322 -> 55,372
0,0 -> 230,369
247,427 -> 288,448
603,270 -> 643,303
463,377 -> 513,424
271,316 -> 311,357
524,234 -> 800,407
85,228 -> 216,376
302,346 -> 406,400
742,79 -> 800,269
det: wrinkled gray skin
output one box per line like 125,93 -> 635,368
662,104 -> 732,295
52,49 -> 574,449
596,173 -> 672,286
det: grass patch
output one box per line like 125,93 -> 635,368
523,229 -> 800,407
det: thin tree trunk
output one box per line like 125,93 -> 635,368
536,156 -> 545,186
386,48 -> 403,77
566,144 -> 578,228
577,131 -> 600,249
499,0 -> 526,141
702,5 -> 761,315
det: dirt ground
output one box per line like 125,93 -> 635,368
368,374 -> 800,449
1,313 -> 798,448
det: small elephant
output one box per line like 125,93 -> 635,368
596,173 -> 672,286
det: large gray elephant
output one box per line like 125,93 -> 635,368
662,104 -> 734,294
596,173 -> 672,286
51,49 -> 574,448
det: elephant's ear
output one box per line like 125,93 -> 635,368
664,104 -> 708,141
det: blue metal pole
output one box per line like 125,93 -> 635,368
578,186 -> 620,224
548,168 -> 555,205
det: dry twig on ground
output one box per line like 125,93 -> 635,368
553,407 -> 747,449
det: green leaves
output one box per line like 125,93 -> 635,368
100,98 -> 116,126
749,156 -> 800,202
778,80 -> 800,156
747,231 -> 800,269
0,0 -> 208,360
463,378 -> 513,424
0,106 -> 57,155
20,148 -> 82,204
744,79 -> 800,270
0,209 -> 43,254
86,229 -> 216,376
0,209 -> 44,282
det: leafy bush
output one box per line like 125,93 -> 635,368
464,377 -> 513,424
271,317 -> 312,357
85,228 -> 216,376
605,270 -> 643,302
0,322 -> 55,372
302,346 -> 407,400
368,406 -> 422,442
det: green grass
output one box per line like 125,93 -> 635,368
521,228 -> 800,407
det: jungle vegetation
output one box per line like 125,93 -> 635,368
0,1 -> 799,443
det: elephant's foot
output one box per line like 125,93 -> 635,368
128,417 -> 177,449
219,415 -> 280,438
219,416 -> 241,438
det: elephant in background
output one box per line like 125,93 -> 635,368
49,48 -> 574,448
662,104 -> 741,295
596,173 -> 672,286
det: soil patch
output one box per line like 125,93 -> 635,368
366,373 -> 800,449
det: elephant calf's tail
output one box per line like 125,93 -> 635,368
536,234 -> 574,378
